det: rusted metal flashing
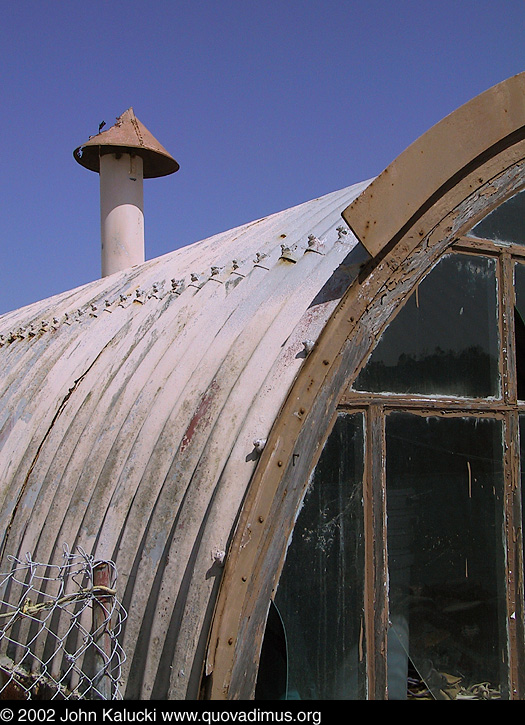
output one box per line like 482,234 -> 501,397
342,73 -> 525,258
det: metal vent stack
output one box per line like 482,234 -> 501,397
74,108 -> 179,277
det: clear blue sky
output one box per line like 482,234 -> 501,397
0,1 -> 523,314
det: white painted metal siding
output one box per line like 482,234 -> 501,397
0,180 -> 370,698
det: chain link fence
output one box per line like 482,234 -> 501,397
0,546 -> 127,700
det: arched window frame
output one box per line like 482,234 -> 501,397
339,233 -> 525,699
204,74 -> 525,700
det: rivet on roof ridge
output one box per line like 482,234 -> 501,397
302,339 -> 315,355
253,252 -> 270,269
230,260 -> 246,278
189,273 -> 206,289
209,266 -> 229,284
212,548 -> 226,566
253,438 -> 267,453
280,244 -> 299,263
171,279 -> 185,294
336,226 -> 349,242
305,234 -> 325,255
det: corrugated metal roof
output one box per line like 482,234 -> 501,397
0,179 -> 371,698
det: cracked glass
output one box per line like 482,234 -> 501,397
386,413 -> 507,700
256,413 -> 365,700
353,254 -> 500,398
469,190 -> 525,246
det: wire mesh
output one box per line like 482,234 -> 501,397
0,546 -> 127,700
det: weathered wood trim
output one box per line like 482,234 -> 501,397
455,236 -> 525,257
504,412 -> 523,698
514,413 -> 525,697
341,395 -> 513,415
364,406 -> 388,699
502,251 -> 517,404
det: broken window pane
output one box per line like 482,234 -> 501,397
257,413 -> 365,700
386,414 -> 507,700
354,254 -> 500,398
469,190 -> 525,246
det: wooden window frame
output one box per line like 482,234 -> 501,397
204,169 -> 525,700
205,74 -> 525,700
339,237 -> 525,698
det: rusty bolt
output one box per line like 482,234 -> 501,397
303,339 -> 314,355
253,438 -> 266,453
212,548 -> 226,566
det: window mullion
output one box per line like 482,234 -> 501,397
364,405 -> 388,699
500,253 -> 525,699
501,251 -> 517,404
504,412 -> 525,698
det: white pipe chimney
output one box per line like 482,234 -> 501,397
99,152 -> 144,276
74,108 -> 179,278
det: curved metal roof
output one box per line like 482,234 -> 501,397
0,180 -> 370,698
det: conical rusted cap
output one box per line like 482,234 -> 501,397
73,108 -> 179,178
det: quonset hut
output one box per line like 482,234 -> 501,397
1,73 -> 525,700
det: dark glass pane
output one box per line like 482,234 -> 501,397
258,413 -> 365,700
386,414 -> 507,700
354,254 -> 500,398
514,263 -> 525,400
470,190 -> 525,246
